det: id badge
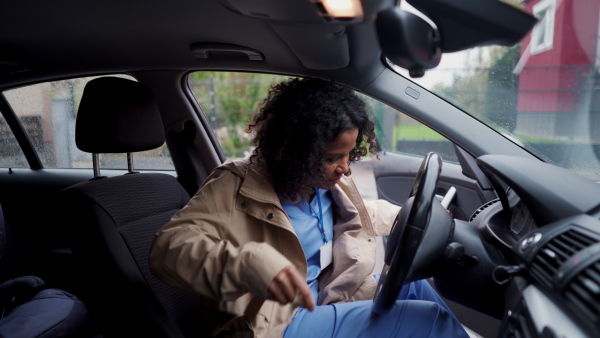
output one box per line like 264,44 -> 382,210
320,240 -> 333,270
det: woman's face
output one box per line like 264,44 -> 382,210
314,127 -> 359,190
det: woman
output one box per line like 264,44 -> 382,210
149,78 -> 468,337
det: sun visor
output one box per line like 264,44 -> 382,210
270,23 -> 350,70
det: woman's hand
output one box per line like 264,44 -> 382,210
267,266 -> 315,311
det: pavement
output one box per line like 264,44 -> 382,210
349,162 -> 377,201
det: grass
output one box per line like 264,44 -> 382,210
394,124 -> 446,141
514,134 -> 576,144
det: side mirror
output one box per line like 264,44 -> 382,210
376,7 -> 441,78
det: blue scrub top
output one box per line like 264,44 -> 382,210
281,188 -> 334,303
281,190 -> 469,338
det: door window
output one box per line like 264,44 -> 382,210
188,72 -> 457,201
0,114 -> 28,168
188,71 -> 457,163
188,72 -> 290,159
2,75 -> 174,170
357,93 -> 457,163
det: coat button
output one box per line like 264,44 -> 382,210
267,213 -> 274,220
368,238 -> 373,242
241,201 -> 248,208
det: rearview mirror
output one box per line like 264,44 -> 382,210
376,8 -> 441,78
376,0 -> 536,78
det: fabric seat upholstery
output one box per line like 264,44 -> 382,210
60,77 -> 204,338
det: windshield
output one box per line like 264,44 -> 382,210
394,0 -> 600,182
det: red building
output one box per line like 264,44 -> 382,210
517,0 -> 600,116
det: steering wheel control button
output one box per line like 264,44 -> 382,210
520,232 -> 542,252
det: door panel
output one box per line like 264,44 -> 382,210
0,168 -> 177,295
0,169 -> 94,291
371,151 -> 501,338
373,152 -> 495,222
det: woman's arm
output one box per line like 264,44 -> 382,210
148,168 -> 295,302
363,199 -> 401,236
268,266 -> 314,311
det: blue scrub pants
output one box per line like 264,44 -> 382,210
284,279 -> 469,338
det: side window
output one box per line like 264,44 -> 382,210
188,72 -> 455,163
0,116 -> 28,168
188,72 -> 455,201
358,94 -> 458,163
530,0 -> 555,55
1,76 -> 174,170
188,72 -> 290,159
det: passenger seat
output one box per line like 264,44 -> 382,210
60,77 -> 204,338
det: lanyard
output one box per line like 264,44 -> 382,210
308,187 -> 329,244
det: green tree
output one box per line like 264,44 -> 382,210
432,44 -> 521,132
485,45 -> 521,132
188,72 -> 289,157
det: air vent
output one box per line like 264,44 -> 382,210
531,229 -> 596,287
564,261 -> 600,325
469,198 -> 500,222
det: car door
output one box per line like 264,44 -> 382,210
186,71 -> 495,221
355,93 -> 502,338
186,71 -> 503,337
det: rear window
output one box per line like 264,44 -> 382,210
1,75 -> 174,170
0,115 -> 27,167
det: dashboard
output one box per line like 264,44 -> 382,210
375,153 -> 600,336
463,155 -> 600,337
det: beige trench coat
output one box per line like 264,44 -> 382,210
149,158 -> 400,337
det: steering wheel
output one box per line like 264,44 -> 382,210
372,152 -> 442,315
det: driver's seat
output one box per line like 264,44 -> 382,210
60,77 -> 204,337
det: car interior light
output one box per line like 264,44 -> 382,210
320,0 -> 363,18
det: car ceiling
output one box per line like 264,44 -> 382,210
0,0 -> 395,90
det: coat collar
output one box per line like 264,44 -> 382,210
223,158 -> 282,206
222,158 -> 373,237
331,175 -> 375,238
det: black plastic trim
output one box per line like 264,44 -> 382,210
0,93 -> 43,169
181,72 -> 226,163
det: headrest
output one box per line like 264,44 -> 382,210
76,77 -> 165,153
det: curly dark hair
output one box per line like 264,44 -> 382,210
246,77 -> 378,202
